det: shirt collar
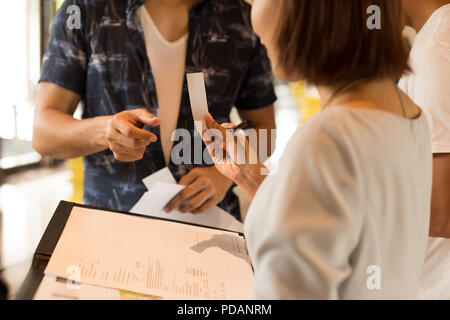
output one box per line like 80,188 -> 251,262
127,0 -> 145,14
126,0 -> 208,27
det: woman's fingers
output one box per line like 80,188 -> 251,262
204,113 -> 222,130
202,124 -> 226,161
202,114 -> 250,166
221,123 -> 235,129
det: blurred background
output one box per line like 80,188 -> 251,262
0,0 -> 371,299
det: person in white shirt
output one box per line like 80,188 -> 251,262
201,0 -> 433,299
399,0 -> 450,299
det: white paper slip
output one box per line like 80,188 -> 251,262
136,167 -> 244,233
142,167 -> 177,191
131,199 -> 244,234
187,72 -> 209,134
131,182 -> 185,215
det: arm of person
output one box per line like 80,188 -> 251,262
34,1 -> 160,161
401,45 -> 450,238
429,154 -> 450,238
164,104 -> 276,214
194,113 -> 268,200
165,33 -> 277,214
33,82 -> 160,161
33,82 -> 109,158
164,105 -> 276,214
247,122 -> 364,299
237,104 -> 276,161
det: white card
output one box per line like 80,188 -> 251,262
131,190 -> 244,234
133,166 -> 245,233
187,72 -> 209,134
131,182 -> 185,215
142,167 -> 177,191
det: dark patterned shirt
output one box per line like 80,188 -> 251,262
40,0 -> 276,219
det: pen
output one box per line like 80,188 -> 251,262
234,120 -> 254,131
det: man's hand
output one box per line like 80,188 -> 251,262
106,108 -> 161,162
164,166 -> 233,214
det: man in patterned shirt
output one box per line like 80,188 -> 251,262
33,0 -> 277,219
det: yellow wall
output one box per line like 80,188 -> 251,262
68,158 -> 84,204
290,82 -> 321,122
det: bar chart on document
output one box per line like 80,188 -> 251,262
45,207 -> 253,299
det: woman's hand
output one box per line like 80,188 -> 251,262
201,113 -> 267,199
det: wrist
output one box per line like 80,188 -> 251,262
236,163 -> 265,184
210,166 -> 234,190
93,115 -> 113,150
235,164 -> 267,199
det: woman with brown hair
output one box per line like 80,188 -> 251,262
202,0 -> 433,299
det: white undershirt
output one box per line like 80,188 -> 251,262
138,7 -> 188,165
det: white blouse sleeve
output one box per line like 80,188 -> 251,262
410,45 -> 450,153
249,121 -> 365,299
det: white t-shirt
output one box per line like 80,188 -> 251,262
138,7 -> 188,165
399,4 -> 450,299
245,107 -> 432,299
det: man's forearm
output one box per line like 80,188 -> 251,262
429,153 -> 450,238
33,109 -> 112,159
430,190 -> 450,238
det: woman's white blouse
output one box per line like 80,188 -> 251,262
244,107 -> 432,299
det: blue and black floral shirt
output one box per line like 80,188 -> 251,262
40,0 -> 277,219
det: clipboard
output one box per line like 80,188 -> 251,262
16,201 -> 246,300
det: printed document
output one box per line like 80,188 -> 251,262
45,206 -> 252,299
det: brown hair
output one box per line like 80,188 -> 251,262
276,0 -> 411,86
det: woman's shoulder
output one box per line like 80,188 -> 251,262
288,106 -> 430,175
285,106 -> 428,164
281,109 -> 361,168
288,107 -> 367,149
297,106 -> 426,140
